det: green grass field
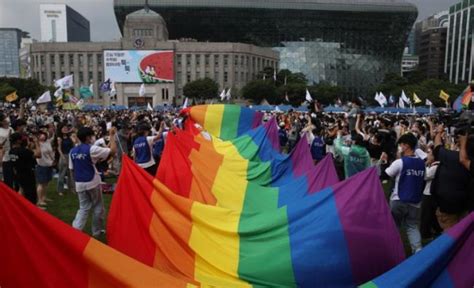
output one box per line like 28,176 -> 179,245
42,178 -> 416,256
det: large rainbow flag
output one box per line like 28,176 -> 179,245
181,104 -> 264,140
0,182 -> 193,288
362,213 -> 474,287
453,86 -> 472,112
156,128 -> 338,208
108,157 -> 405,287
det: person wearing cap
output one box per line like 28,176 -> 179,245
9,132 -> 41,205
334,128 -> 371,179
132,122 -> 164,176
69,127 -> 117,237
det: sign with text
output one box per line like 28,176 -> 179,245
104,50 -> 174,83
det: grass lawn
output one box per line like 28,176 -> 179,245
42,177 -> 417,256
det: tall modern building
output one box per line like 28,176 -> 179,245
114,0 -> 418,97
415,11 -> 448,79
0,28 -> 23,77
40,4 -> 90,42
446,1 -> 474,84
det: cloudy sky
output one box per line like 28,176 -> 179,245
0,0 -> 460,41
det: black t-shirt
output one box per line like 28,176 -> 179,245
9,146 -> 36,183
431,146 -> 472,213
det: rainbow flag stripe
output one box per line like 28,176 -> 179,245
362,213 -> 474,287
108,159 -> 405,287
157,128 -> 338,210
182,104 -> 264,140
0,182 -> 193,288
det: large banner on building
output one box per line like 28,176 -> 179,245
104,50 -> 174,83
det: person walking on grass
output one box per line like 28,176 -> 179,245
383,133 -> 425,254
70,127 -> 117,237
35,131 -> 55,208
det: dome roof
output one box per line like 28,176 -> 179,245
125,7 -> 165,22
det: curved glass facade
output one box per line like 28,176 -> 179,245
114,0 -> 417,97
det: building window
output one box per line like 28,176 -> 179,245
79,54 -> 84,65
98,71 -> 102,83
177,55 -> 182,66
224,55 -> 228,66
59,55 -> 64,65
69,54 -> 74,65
196,55 -> 200,66
50,55 -> 55,65
224,71 -> 228,83
88,54 -> 93,66
215,55 -> 219,66
88,72 -> 93,82
186,55 -> 191,65
40,56 -> 44,65
79,71 -> 83,84
235,57 -> 238,66
133,29 -> 153,36
177,72 -> 182,84
186,73 -> 191,83
52,71 -> 56,81
205,54 -> 210,65
97,54 -> 102,66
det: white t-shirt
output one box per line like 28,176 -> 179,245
69,145 -> 111,192
423,164 -> 439,196
133,136 -> 156,169
385,157 -> 421,208
0,127 -> 13,162
37,140 -> 55,167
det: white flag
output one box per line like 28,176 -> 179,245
273,69 -> 277,81
36,91 -> 52,104
110,82 -> 117,97
285,93 -> 289,102
89,83 -> 94,94
77,99 -> 84,108
374,92 -> 384,107
305,89 -> 313,102
54,75 -> 74,89
425,99 -> 433,106
54,87 -> 63,99
147,102 -> 153,111
401,90 -> 411,105
399,96 -> 405,109
380,92 -> 388,107
275,105 -> 281,112
225,88 -> 231,100
183,97 -> 189,108
219,89 -> 226,101
27,98 -> 33,106
139,83 -> 146,97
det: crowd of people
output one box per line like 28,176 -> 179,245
0,98 -> 473,254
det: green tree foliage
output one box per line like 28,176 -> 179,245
373,71 -> 466,107
242,80 -> 278,104
183,78 -> 219,100
0,77 -> 50,101
308,83 -> 347,106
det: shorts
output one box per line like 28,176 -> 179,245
36,165 -> 53,184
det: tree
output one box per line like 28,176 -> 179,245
373,73 -> 465,107
277,83 -> 306,107
241,80 -> 278,104
308,83 -> 347,106
183,78 -> 219,101
0,77 -> 50,101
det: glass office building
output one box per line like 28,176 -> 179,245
114,0 -> 417,97
0,28 -> 22,78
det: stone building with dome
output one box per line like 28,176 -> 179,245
29,4 -> 278,107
